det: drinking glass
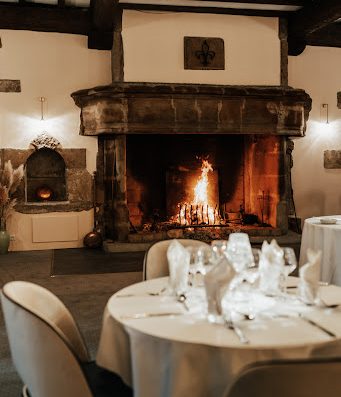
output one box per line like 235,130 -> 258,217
283,247 -> 297,277
210,240 -> 228,265
226,233 -> 254,273
277,247 -> 297,295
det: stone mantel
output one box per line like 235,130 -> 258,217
71,83 -> 312,137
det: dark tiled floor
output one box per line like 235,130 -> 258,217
0,249 -> 142,397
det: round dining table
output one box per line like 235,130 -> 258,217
299,215 -> 341,286
96,276 -> 341,397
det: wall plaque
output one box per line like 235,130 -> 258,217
324,150 -> 341,169
337,92 -> 341,109
0,79 -> 21,93
184,36 -> 225,70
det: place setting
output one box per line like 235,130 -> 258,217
113,233 -> 341,345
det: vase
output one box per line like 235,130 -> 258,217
0,229 -> 10,254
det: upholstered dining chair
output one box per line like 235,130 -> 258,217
225,357 -> 341,397
1,281 -> 132,397
143,238 -> 209,280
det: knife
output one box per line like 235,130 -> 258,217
300,315 -> 336,338
120,312 -> 184,320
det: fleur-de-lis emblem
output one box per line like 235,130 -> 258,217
195,40 -> 216,67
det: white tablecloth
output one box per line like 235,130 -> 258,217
96,277 -> 341,397
300,216 -> 341,286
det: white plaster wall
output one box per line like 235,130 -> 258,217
0,30 -> 111,250
123,11 -> 280,85
289,46 -> 341,222
0,30 -> 111,173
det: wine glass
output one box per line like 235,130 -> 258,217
282,247 -> 297,277
226,233 -> 254,273
210,240 -> 228,265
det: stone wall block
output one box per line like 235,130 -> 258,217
242,99 -> 277,134
58,149 -> 86,169
175,99 -> 198,125
1,149 -> 33,168
219,100 -> 242,132
67,169 -> 93,202
197,99 -> 219,126
129,97 -> 174,128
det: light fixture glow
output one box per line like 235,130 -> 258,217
320,103 -> 329,124
39,96 -> 46,121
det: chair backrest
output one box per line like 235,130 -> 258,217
226,357 -> 341,397
143,238 -> 209,280
1,281 -> 93,397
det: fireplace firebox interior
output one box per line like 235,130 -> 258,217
126,134 -> 281,232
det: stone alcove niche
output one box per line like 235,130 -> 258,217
0,134 -> 93,214
26,148 -> 67,202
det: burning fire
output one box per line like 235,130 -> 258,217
193,160 -> 213,206
177,160 -> 219,225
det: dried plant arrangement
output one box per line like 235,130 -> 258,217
0,160 -> 24,230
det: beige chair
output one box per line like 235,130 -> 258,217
1,281 -> 132,397
143,238 -> 209,280
226,357 -> 341,397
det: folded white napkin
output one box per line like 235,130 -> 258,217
259,239 -> 285,295
167,239 -> 190,295
299,248 -> 322,304
204,257 -> 236,322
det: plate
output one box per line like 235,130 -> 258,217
320,218 -> 338,225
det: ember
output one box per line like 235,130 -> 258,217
36,186 -> 53,201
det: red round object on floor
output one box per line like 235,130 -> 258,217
83,231 -> 103,248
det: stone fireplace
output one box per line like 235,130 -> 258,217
71,83 -> 311,242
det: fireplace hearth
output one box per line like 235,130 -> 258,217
71,82 -> 312,242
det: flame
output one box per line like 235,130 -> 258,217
193,160 -> 213,206
175,159 -> 219,225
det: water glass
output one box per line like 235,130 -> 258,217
283,247 -> 297,277
210,240 -> 228,265
226,233 -> 254,273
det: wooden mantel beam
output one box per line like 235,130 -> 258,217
288,0 -> 341,55
0,4 -> 90,35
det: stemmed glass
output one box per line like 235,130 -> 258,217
282,247 -> 298,277
210,240 -> 228,265
225,233 -> 254,273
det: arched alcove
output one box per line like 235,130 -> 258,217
26,148 -> 67,202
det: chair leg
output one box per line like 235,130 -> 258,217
21,385 -> 30,397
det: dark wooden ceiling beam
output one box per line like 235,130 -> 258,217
0,4 -> 90,35
306,23 -> 341,48
288,0 -> 341,55
197,0 -> 303,4
120,2 -> 290,17
88,0 -> 115,50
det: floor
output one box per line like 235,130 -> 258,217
0,249 -> 142,397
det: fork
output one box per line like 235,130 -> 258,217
225,318 -> 249,344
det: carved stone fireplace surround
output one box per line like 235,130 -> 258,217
71,82 -> 312,242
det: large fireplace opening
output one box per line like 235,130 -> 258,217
72,82 -> 312,241
126,134 -> 282,235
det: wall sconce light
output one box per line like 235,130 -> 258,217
39,96 -> 46,121
320,103 -> 329,124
